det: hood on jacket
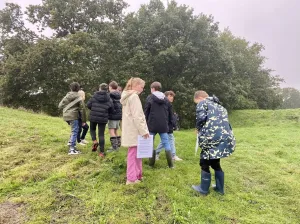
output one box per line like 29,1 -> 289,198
66,91 -> 80,102
94,91 -> 110,103
152,91 -> 166,104
110,91 -> 121,100
207,95 -> 221,105
121,90 -> 138,106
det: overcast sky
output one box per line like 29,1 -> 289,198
1,0 -> 299,89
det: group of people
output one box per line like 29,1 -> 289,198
59,77 -> 235,195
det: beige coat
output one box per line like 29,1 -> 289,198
121,90 -> 149,147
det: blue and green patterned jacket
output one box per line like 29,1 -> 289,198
196,96 -> 235,160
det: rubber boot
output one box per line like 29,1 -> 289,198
117,136 -> 121,148
213,171 -> 224,195
165,150 -> 174,168
149,149 -> 156,167
192,170 -> 211,195
107,137 -> 118,153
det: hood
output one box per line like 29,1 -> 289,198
152,91 -> 166,104
121,90 -> 138,106
110,91 -> 121,100
66,91 -> 80,102
207,95 -> 221,105
94,91 -> 110,103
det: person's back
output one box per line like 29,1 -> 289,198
145,92 -> 170,134
87,83 -> 113,157
144,81 -> 173,168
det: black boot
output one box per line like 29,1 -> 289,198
107,137 -> 118,153
149,149 -> 156,167
165,150 -> 174,168
117,136 -> 121,148
192,171 -> 211,195
213,171 -> 224,195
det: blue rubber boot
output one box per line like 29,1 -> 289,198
213,171 -> 224,195
192,171 -> 211,195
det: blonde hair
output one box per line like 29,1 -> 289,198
194,90 -> 209,99
78,90 -> 85,101
124,77 -> 145,91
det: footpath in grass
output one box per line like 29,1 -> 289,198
0,107 -> 300,223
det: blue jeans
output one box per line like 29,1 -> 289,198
156,133 -> 176,156
150,132 -> 171,151
68,120 -> 79,147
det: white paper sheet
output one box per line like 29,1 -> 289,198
137,135 -> 154,158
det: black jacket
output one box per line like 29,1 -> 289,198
108,91 -> 122,120
87,91 -> 114,124
144,92 -> 172,133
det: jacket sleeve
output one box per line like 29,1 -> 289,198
108,99 -> 116,114
144,95 -> 151,121
196,102 -> 207,131
168,102 -> 174,127
80,100 -> 87,123
58,95 -> 68,109
87,98 -> 92,110
130,94 -> 149,136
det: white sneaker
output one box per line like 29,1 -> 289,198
126,180 -> 141,185
78,142 -> 86,146
68,150 -> 80,155
81,139 -> 88,144
156,154 -> 160,160
173,156 -> 183,161
67,142 -> 71,146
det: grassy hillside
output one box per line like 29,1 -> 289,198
0,107 -> 300,224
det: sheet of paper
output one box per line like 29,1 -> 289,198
137,135 -> 154,158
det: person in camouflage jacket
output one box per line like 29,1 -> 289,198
192,91 -> 235,196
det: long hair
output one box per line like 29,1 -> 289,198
124,77 -> 145,91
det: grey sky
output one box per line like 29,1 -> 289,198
1,0 -> 299,89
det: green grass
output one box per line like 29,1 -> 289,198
0,107 -> 300,223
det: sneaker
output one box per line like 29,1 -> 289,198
173,156 -> 183,161
99,152 -> 105,158
92,142 -> 99,152
68,150 -> 80,155
156,154 -> 160,161
107,148 -> 118,153
78,142 -> 86,146
67,142 -> 71,146
81,139 -> 88,144
126,180 -> 141,185
74,147 -> 82,154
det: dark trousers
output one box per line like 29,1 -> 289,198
77,119 -> 89,143
200,159 -> 222,173
90,122 -> 106,151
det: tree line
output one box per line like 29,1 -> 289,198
0,0 -> 295,128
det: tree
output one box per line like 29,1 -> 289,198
280,88 -> 300,109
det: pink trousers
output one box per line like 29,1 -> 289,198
127,146 -> 142,182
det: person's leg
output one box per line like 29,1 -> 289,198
159,133 -> 173,168
116,121 -> 121,148
98,123 -> 106,153
192,158 -> 211,195
133,146 -> 143,180
81,123 -> 89,141
149,133 -> 156,167
211,159 -> 224,195
77,119 -> 83,143
90,122 -> 98,151
70,120 -> 79,147
155,141 -> 164,156
127,146 -> 139,184
169,134 -> 182,161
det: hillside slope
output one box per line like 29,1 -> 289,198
0,107 -> 299,224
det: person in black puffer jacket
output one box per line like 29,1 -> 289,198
107,81 -> 122,152
87,83 -> 114,157
144,81 -> 174,168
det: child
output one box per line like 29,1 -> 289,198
155,91 -> 183,161
77,89 -> 89,145
87,83 -> 114,157
107,81 -> 122,152
144,82 -> 174,168
192,91 -> 235,195
58,82 -> 86,155
121,77 -> 149,185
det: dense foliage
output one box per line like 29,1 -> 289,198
0,0 -> 284,127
